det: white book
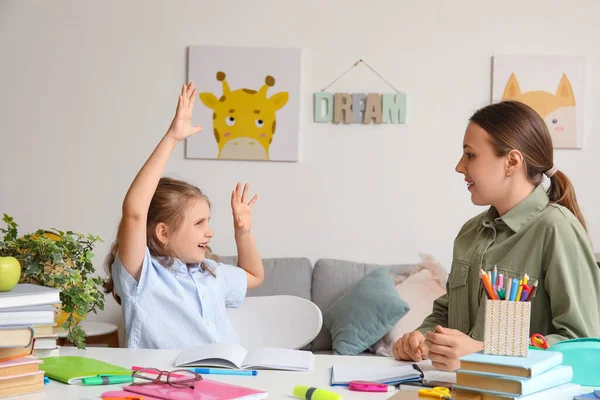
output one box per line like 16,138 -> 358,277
0,284 -> 61,309
33,335 -> 57,350
0,304 -> 56,326
174,343 -> 314,372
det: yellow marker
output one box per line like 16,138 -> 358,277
293,386 -> 343,400
516,280 -> 523,302
523,273 -> 529,286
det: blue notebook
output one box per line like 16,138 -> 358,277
455,383 -> 581,399
458,350 -> 563,378
454,364 -> 573,397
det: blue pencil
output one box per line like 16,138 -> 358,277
190,368 -> 258,376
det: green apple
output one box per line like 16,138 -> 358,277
0,256 -> 21,292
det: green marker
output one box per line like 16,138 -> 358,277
293,385 -> 342,400
81,374 -> 133,385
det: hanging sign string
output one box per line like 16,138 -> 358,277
320,59 -> 401,93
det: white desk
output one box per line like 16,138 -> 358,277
33,347 -> 596,400
39,347 -> 432,399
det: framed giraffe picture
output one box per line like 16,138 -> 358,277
492,55 -> 587,149
186,45 -> 302,162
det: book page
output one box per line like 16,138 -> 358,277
174,343 -> 248,369
242,348 -> 314,371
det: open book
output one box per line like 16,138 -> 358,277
174,343 -> 314,372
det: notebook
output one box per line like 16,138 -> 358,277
0,284 -> 61,309
454,364 -> 573,396
0,370 -> 45,397
122,379 -> 268,400
330,363 -> 423,386
39,356 -> 131,384
454,383 -> 581,400
459,350 -> 563,378
101,389 -> 161,400
0,357 -> 42,378
174,343 -> 314,372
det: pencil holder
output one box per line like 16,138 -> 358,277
483,299 -> 531,357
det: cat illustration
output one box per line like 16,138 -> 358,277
501,73 -> 577,148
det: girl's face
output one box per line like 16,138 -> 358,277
168,197 -> 213,264
455,122 -> 509,207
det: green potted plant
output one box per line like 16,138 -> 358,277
0,214 -> 105,349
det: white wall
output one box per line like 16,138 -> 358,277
1,0 -> 599,341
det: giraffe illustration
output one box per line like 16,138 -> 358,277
199,71 -> 289,160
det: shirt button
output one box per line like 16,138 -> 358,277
207,321 -> 211,327
202,293 -> 206,299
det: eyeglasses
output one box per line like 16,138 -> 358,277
131,368 -> 202,389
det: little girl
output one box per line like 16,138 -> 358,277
103,82 -> 264,349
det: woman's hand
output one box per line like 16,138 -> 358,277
392,330 -> 428,361
425,325 -> 483,371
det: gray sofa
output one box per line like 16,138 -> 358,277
219,256 -> 419,353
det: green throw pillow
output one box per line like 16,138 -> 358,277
323,267 -> 410,355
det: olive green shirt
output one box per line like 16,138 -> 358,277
417,184 -> 600,345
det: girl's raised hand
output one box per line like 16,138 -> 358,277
231,182 -> 258,235
167,82 -> 203,141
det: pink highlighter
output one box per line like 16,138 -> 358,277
348,380 -> 392,392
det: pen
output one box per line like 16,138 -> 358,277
492,265 -> 497,287
520,289 -> 529,302
497,273 -> 503,290
81,375 -> 133,385
190,368 -> 258,376
498,288 -> 505,300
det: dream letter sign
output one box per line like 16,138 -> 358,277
314,92 -> 407,124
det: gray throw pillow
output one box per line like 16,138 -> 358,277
323,267 -> 410,355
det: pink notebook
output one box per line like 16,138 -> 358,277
102,390 -> 162,400
0,357 -> 42,369
121,380 -> 268,400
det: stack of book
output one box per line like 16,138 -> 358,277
454,350 -> 581,399
0,283 -> 61,397
0,326 -> 45,397
0,284 -> 61,357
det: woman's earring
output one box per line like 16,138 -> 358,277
506,172 -> 511,178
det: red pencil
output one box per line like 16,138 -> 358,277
525,280 -> 538,301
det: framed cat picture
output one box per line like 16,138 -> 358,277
492,55 -> 586,149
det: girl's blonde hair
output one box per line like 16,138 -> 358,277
103,177 -> 215,304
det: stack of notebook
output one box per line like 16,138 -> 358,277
454,350 -> 581,399
0,283 -> 62,397
0,284 -> 61,357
